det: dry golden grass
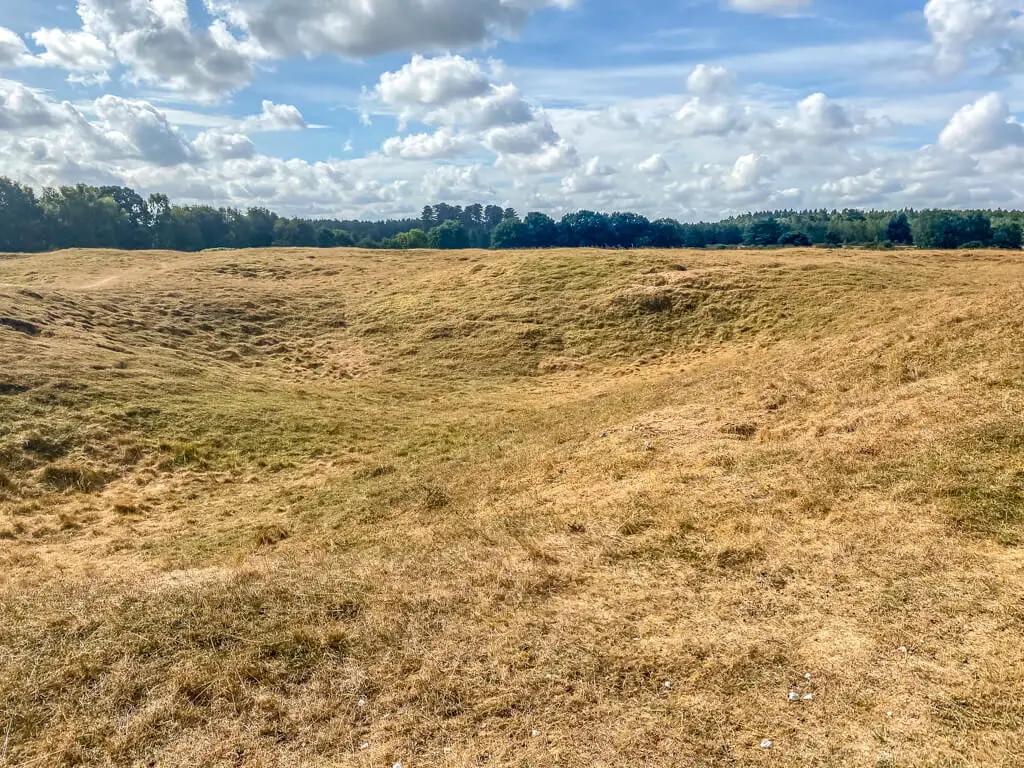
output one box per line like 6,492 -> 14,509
0,246 -> 1022,767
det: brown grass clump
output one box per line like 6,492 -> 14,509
0,245 -> 1022,766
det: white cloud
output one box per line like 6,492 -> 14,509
20,0 -> 573,101
373,54 -> 578,170
583,156 -> 616,176
559,155 -> 617,194
496,142 -> 579,174
819,168 -> 901,204
638,153 -> 670,175
193,130 -> 257,160
93,95 -> 197,166
0,27 -> 33,68
204,0 -> 574,60
484,120 -> 559,154
725,152 -> 774,190
382,128 -> 475,159
57,0 -> 266,101
31,29 -> 114,83
599,106 -> 641,129
925,0 -> 1022,74
377,55 -> 491,109
421,163 -> 493,201
676,98 -> 751,137
0,80 -> 70,130
428,84 -> 536,130
240,100 -> 307,132
774,93 -> 878,143
938,92 -> 1024,153
687,64 -> 732,97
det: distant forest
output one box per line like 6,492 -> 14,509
2,177 -> 1023,253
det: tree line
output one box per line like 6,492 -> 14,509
1,177 -> 1022,253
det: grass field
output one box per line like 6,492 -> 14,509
0,246 -> 1022,767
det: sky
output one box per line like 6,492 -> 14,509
2,0 -> 1024,220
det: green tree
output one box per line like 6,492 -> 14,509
428,220 -> 470,249
0,178 -> 48,252
99,186 -> 152,249
464,203 -> 484,229
640,219 -> 684,248
886,213 -> 913,245
245,207 -> 277,248
395,228 -> 429,249
992,222 -> 1022,249
914,211 -> 992,249
273,219 -> 317,247
522,212 -> 559,248
559,211 -> 613,247
484,205 -> 504,230
609,212 -> 650,248
148,194 -> 174,248
333,230 -> 355,247
41,185 -> 130,249
779,231 -> 811,247
743,217 -> 785,246
317,228 -> 337,248
490,219 -> 528,249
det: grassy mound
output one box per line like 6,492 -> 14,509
0,246 -> 1022,767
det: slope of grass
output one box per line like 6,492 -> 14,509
0,246 -> 1022,767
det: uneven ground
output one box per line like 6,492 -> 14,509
0,246 -> 1021,767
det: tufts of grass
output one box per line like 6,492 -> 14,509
40,463 -> 108,493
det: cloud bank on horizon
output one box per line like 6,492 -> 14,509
2,0 -> 1024,220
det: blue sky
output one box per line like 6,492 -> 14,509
2,0 -> 1024,219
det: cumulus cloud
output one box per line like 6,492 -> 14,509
496,141 -> 579,174
638,153 -> 670,175
382,128 -> 475,159
925,0 -> 1023,74
561,157 -> 617,195
240,100 -> 307,132
674,64 -> 751,137
598,107 -> 641,130
725,153 -> 775,191
375,54 -> 577,172
421,163 -> 494,201
819,169 -> 902,204
430,85 -> 536,130
43,0 -> 265,100
938,92 -> 1024,153
93,95 -> 196,166
0,27 -> 33,68
31,29 -> 114,83
676,98 -> 751,137
484,120 -> 560,154
375,58 -> 534,131
687,64 -> 732,98
193,130 -> 257,160
377,54 -> 491,109
774,93 -> 878,142
204,0 -> 574,60
17,0 -> 572,100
